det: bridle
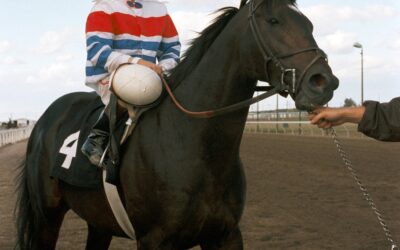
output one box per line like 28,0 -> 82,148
162,0 -> 327,118
249,0 -> 327,96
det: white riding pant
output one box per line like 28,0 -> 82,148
96,81 -> 111,106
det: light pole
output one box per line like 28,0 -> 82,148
353,42 -> 364,104
256,93 -> 259,132
276,94 -> 279,132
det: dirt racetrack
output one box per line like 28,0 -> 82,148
1,134 -> 400,249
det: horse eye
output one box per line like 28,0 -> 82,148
268,18 -> 280,25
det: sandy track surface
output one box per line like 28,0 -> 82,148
1,134 -> 399,249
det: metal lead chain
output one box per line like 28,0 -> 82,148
329,128 -> 398,250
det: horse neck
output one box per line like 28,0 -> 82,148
175,50 -> 253,116
166,29 -> 256,152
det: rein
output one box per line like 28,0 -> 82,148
161,76 -> 281,118
330,128 -> 399,250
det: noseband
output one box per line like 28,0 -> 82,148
249,0 -> 327,96
163,0 -> 327,118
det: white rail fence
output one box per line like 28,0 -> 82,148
0,122 -> 364,147
245,121 -> 365,138
0,126 -> 34,147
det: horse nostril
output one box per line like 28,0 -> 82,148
309,74 -> 327,88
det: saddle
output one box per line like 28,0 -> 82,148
51,92 -> 157,189
103,94 -> 155,185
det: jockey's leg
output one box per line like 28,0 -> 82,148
81,100 -> 128,167
81,80 -> 129,167
81,82 -> 112,167
81,108 -> 110,167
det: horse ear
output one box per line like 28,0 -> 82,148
240,0 -> 248,8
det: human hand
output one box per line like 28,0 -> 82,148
309,106 -> 365,129
137,59 -> 163,75
309,108 -> 347,129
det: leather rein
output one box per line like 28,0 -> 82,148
162,0 -> 328,119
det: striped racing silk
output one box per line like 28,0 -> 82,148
85,0 -> 181,90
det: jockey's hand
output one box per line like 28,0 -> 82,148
137,59 -> 163,75
309,107 -> 366,129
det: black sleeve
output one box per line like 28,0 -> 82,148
358,97 -> 400,141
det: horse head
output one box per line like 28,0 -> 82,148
239,0 -> 339,111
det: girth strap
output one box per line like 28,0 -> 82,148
103,171 -> 135,239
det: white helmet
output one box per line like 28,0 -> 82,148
110,63 -> 163,106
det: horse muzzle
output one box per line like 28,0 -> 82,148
295,64 -> 339,111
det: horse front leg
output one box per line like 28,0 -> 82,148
136,227 -> 187,250
200,227 -> 243,250
85,224 -> 113,250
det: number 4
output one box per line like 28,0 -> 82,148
59,131 -> 80,169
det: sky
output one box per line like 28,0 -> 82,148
0,0 -> 399,120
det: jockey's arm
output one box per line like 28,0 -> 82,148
86,10 -> 143,73
157,14 -> 181,73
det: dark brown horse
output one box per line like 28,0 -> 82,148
16,0 -> 338,249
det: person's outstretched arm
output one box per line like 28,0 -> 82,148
309,97 -> 400,142
357,98 -> 400,141
309,106 -> 365,128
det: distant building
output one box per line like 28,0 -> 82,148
1,118 -> 35,129
16,118 -> 31,127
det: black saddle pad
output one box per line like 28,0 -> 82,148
51,95 -> 125,189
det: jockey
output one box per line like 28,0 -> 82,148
81,0 -> 181,166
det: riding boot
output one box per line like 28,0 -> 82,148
81,110 -> 110,167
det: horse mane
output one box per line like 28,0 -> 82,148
168,7 -> 239,86
240,0 -> 297,9
240,0 -> 247,8
274,0 -> 297,6
168,0 -> 298,85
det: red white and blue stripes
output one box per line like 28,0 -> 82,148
85,0 -> 181,89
